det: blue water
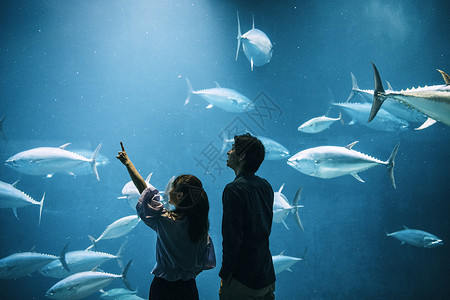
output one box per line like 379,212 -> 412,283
1,1 -> 449,299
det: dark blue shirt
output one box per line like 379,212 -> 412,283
219,171 -> 276,289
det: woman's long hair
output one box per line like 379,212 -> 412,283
172,174 -> 210,243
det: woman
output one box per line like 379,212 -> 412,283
117,142 -> 215,300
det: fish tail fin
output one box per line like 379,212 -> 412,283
91,143 -> 102,181
86,235 -> 97,251
292,187 -> 304,232
121,260 -> 133,291
236,11 -> 242,61
386,142 -> 400,189
346,72 -> 359,103
185,77 -> 193,106
368,62 -> 386,122
38,192 -> 45,226
60,243 -> 71,272
116,240 -> 128,270
301,246 -> 310,268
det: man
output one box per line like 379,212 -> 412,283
219,133 -> 276,299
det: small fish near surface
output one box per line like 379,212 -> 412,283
387,226 -> 443,248
0,244 -> 69,279
184,77 -> 254,112
86,215 -> 140,251
45,260 -> 132,300
368,63 -> 450,129
0,180 -> 45,225
273,184 -> 304,231
236,12 -> 273,71
298,112 -> 342,134
5,143 -> 103,181
287,141 -> 400,188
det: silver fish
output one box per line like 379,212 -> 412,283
45,260 -> 132,299
0,245 -> 69,279
184,78 -> 254,112
5,143 -> 102,181
287,141 -> 400,188
40,242 -> 126,279
257,136 -> 290,160
332,102 -> 409,132
272,248 -> 306,275
99,288 -> 138,299
86,215 -> 140,251
298,112 -> 342,134
369,63 -> 450,128
236,12 -> 273,71
0,180 -> 45,225
118,173 -> 153,209
387,226 -> 443,248
273,184 -> 304,231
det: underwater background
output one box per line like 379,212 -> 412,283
1,0 -> 449,299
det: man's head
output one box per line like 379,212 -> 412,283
227,133 -> 265,173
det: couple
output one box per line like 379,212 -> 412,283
117,133 -> 276,300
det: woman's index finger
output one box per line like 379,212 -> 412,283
120,142 -> 125,151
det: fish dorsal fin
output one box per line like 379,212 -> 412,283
287,267 -> 293,272
437,69 -> 450,85
252,14 -> 255,29
351,173 -> 365,183
30,245 -> 36,252
345,141 -> 359,150
415,117 -> 437,130
278,183 -> 285,193
145,172 -> 153,183
206,104 -> 214,109
58,143 -> 71,149
402,225 -> 409,230
279,250 -> 285,256
12,180 -> 20,187
214,81 -> 221,88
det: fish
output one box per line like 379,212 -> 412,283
5,143 -> 103,181
86,215 -> 140,251
0,115 -> 6,140
287,141 -> 400,188
298,112 -> 342,134
220,133 -> 289,160
368,63 -> 450,128
272,248 -> 306,275
99,288 -> 138,300
387,226 -> 443,248
40,242 -> 127,279
347,72 -> 427,125
273,184 -> 304,231
45,260 -> 132,299
332,102 -> 409,132
0,180 -> 45,225
118,173 -> 154,209
0,244 -> 69,279
257,136 -> 290,160
184,77 -> 254,112
236,12 -> 273,71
